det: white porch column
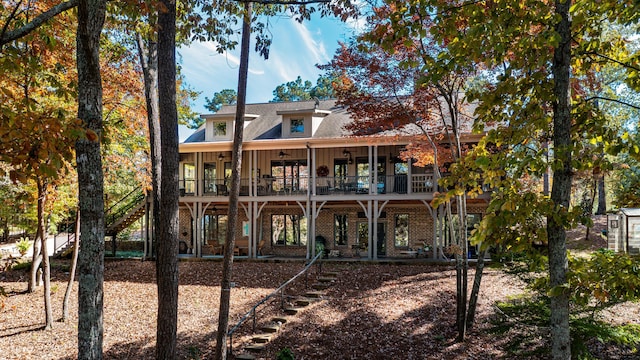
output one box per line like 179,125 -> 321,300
373,199 -> 378,260
367,200 -> 373,259
195,202 -> 202,257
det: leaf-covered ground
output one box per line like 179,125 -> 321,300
0,260 -> 521,359
0,242 -> 637,359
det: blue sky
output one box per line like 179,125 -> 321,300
179,14 -> 359,113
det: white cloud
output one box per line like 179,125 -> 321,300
293,21 -> 329,64
341,0 -> 368,33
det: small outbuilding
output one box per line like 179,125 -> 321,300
607,208 -> 640,254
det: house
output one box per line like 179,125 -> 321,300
174,99 -> 489,260
607,208 -> 640,254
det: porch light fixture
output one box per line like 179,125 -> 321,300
343,149 -> 353,164
218,153 -> 224,161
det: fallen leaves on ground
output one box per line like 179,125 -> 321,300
0,259 -> 636,359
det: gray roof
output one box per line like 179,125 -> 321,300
183,98 -> 482,144
184,99 -> 353,143
620,208 -> 640,217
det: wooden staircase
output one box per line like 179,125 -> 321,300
53,188 -> 147,258
105,188 -> 146,237
233,270 -> 340,359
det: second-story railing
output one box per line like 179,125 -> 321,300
179,173 -> 441,197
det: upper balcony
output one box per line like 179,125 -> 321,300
179,173 -> 439,199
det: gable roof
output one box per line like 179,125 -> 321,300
184,99 -> 353,143
182,98 -> 484,148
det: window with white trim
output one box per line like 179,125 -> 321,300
271,214 -> 307,246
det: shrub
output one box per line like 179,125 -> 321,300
16,237 -> 31,257
276,347 -> 294,360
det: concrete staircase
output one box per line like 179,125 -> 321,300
234,270 -> 340,359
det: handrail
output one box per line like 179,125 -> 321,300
105,188 -> 145,228
105,187 -> 140,214
227,251 -> 323,356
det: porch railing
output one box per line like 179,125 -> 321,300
179,173 -> 439,197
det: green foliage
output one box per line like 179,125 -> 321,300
177,70 -> 202,129
15,237 -> 31,256
492,295 -> 640,358
526,250 -> 640,313
271,75 -> 336,102
204,89 -> 237,114
10,261 -> 31,271
276,347 -> 295,360
570,250 -> 640,310
612,151 -> 640,208
572,318 -> 640,358
187,346 -> 202,360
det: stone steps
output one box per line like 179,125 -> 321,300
235,354 -> 256,360
238,268 -> 338,356
294,297 -> 315,307
312,282 -> 330,290
304,290 -> 324,299
260,322 -> 281,333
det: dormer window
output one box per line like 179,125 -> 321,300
277,107 -> 331,139
290,119 -> 304,134
214,122 -> 227,137
201,113 -> 258,142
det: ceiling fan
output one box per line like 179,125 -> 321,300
278,151 -> 290,159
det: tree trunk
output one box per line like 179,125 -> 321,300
156,0 -> 179,358
36,181 -> 53,329
28,233 -> 42,292
596,173 -> 606,215
453,193 -> 468,342
62,209 -> 80,322
466,248 -> 487,328
215,4 -> 252,359
549,1 -> 572,358
135,32 -> 161,260
455,253 -> 466,342
584,179 -> 597,241
76,0 -> 107,358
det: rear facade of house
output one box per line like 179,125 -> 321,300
169,99 -> 489,260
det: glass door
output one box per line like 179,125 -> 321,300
357,221 -> 387,256
204,163 -> 216,194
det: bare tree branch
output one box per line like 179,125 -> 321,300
0,0 -> 24,47
586,51 -> 640,73
0,0 -> 79,47
585,96 -> 640,111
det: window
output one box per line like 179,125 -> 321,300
334,214 -> 348,246
444,213 -> 482,257
204,163 -> 216,194
224,162 -> 232,180
183,163 -> 195,194
214,122 -> 227,136
202,213 -> 227,245
394,162 -> 408,175
356,157 -> 386,192
394,214 -> 409,247
271,160 -> 308,193
290,118 -> 304,134
271,214 -> 307,246
334,159 -> 348,189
